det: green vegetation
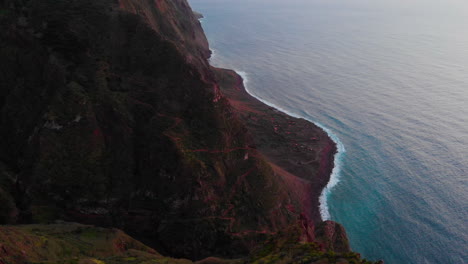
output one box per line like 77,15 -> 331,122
0,223 -> 245,264
0,223 -> 380,264
249,226 -> 381,264
0,223 -> 164,264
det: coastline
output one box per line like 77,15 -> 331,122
212,67 -> 341,223
235,70 -> 346,221
195,11 -> 344,222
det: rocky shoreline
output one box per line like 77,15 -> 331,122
213,68 -> 337,223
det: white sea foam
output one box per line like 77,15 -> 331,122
209,48 -> 216,62
233,69 -> 345,221
317,124 -> 346,220
235,70 -> 249,86
197,15 -> 205,24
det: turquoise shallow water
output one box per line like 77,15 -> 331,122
189,0 -> 468,263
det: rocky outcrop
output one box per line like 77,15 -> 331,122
315,221 -> 351,253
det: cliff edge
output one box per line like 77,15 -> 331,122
0,0 -> 381,263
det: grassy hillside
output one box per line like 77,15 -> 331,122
0,223 -> 378,264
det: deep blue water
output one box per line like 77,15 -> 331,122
189,0 -> 468,263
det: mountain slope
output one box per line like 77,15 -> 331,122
0,0 -> 381,263
0,0 -> 305,259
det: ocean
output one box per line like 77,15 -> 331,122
189,0 -> 468,263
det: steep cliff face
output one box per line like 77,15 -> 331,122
118,0 -> 211,59
0,0 -> 302,260
0,0 -> 380,263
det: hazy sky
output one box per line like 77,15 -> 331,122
191,0 -> 468,15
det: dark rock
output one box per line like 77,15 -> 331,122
0,0 -> 302,260
0,0 -> 381,263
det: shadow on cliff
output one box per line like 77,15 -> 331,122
0,1 -> 382,263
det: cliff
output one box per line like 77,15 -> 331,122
0,0 -> 380,263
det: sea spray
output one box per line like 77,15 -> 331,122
316,124 -> 346,220
197,14 -> 205,24
234,70 -> 346,221
209,48 -> 216,63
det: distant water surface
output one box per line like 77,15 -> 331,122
189,0 -> 468,263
